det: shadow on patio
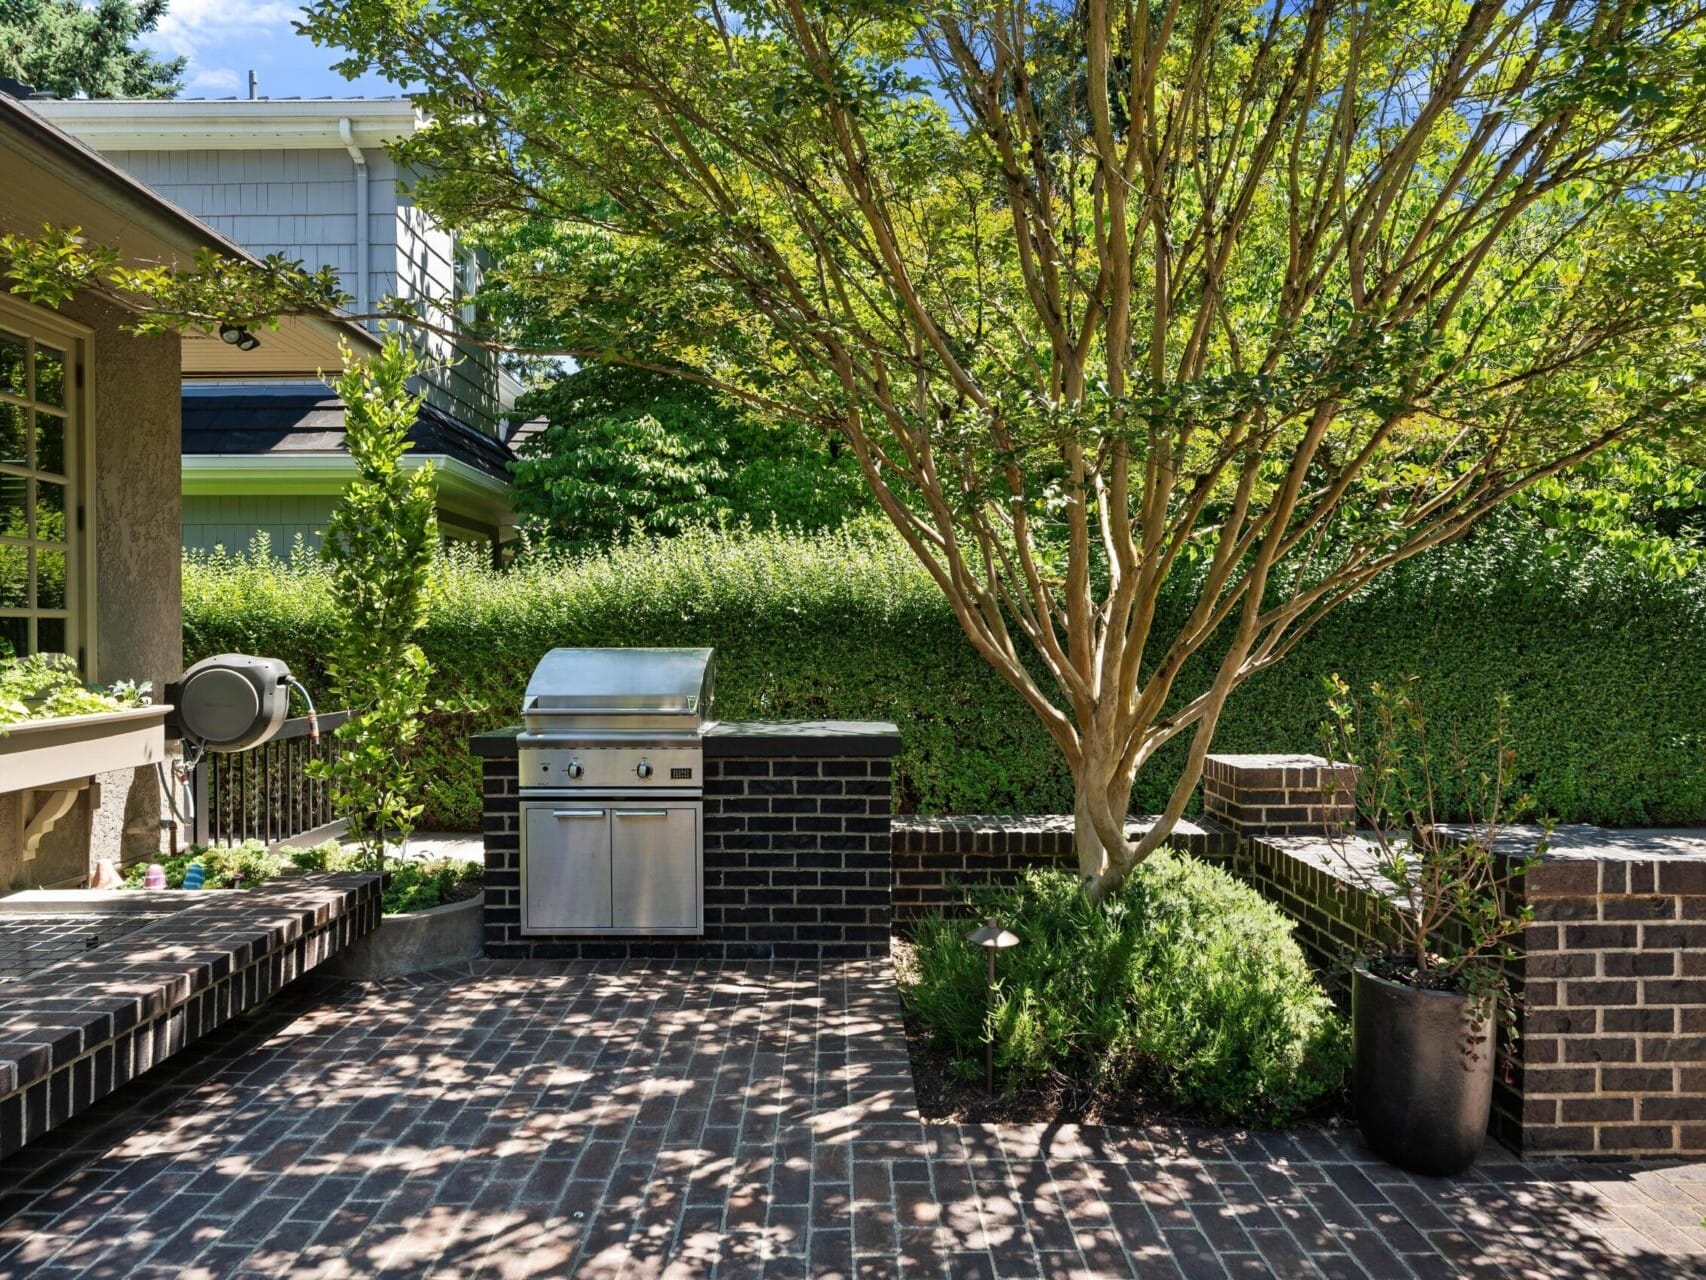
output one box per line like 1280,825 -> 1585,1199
0,961 -> 1697,1278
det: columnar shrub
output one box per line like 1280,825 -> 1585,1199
310,336 -> 437,860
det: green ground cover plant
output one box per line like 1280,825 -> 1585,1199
125,839 -> 484,914
183,525 -> 1706,829
0,653 -> 150,727
121,840 -> 296,891
898,857 -> 1347,1125
287,842 -> 484,914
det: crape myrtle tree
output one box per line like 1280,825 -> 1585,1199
296,0 -> 1706,897
6,1 -> 1706,899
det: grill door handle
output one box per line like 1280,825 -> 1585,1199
615,809 -> 670,818
552,809 -> 606,819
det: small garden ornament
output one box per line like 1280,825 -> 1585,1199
1321,676 -> 1544,1177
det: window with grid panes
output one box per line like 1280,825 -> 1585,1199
0,318 -> 79,663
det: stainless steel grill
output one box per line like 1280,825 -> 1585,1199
516,648 -> 713,936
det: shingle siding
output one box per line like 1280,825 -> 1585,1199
99,146 -> 502,437
182,494 -> 337,556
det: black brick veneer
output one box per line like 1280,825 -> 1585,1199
0,873 -> 381,1157
890,815 -> 1238,922
480,749 -> 894,960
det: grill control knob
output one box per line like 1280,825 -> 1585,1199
635,759 -> 654,780
566,760 -> 584,780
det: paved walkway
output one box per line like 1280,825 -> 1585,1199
0,961 -> 1700,1278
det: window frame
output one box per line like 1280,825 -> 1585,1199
0,295 -> 95,676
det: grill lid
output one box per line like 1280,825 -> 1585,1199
523,647 -> 715,718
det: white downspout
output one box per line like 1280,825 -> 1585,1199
337,117 -> 370,318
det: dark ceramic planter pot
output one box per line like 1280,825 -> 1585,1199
1352,963 -> 1495,1177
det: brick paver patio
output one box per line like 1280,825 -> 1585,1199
0,961 -> 1700,1278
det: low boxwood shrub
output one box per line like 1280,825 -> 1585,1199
183,524 -> 1706,828
899,856 -> 1348,1125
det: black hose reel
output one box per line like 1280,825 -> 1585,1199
164,654 -> 318,753
157,654 -> 320,846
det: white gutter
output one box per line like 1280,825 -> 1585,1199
181,453 -> 516,504
337,117 -> 370,317
27,98 -> 422,152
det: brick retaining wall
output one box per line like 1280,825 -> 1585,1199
0,873 -> 380,1157
1238,835 -> 1408,998
1515,852 -> 1706,1157
891,815 -> 1237,922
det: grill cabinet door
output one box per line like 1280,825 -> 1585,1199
522,804 -> 613,931
610,806 -> 701,934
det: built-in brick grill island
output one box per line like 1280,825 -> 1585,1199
516,648 -> 713,936
474,647 -> 901,959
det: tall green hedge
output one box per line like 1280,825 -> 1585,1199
183,528 -> 1706,831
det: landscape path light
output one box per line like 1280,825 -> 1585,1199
965,915 -> 1021,1094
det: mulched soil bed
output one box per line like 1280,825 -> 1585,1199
892,935 -> 1352,1130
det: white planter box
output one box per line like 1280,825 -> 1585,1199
0,707 -> 169,794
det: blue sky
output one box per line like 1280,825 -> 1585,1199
141,1 -> 401,100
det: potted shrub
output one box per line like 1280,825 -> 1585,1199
1321,677 -> 1544,1177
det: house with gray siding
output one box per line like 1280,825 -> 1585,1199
0,84 -> 369,883
28,97 -> 521,557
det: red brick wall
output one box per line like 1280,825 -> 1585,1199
1202,753 -> 1358,837
1514,856 -> 1706,1156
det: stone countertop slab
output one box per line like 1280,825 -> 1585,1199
472,720 -> 903,758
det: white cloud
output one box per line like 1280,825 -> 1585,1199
144,0 -> 302,62
137,0 -> 402,99
186,67 -> 242,94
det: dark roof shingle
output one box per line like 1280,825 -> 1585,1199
181,388 -> 514,484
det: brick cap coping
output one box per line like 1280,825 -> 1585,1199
1437,822 -> 1706,863
893,813 -> 1226,838
472,720 -> 903,758
1255,825 -> 1706,904
1206,752 -> 1339,768
0,871 -> 381,1097
704,720 -> 901,757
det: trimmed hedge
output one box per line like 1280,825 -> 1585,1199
183,527 -> 1706,830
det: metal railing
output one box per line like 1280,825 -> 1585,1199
190,711 -> 351,850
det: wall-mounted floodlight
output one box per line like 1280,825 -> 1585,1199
218,324 -> 261,352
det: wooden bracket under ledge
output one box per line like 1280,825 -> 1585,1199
20,781 -> 97,864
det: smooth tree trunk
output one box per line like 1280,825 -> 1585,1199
1074,773 -> 1119,884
